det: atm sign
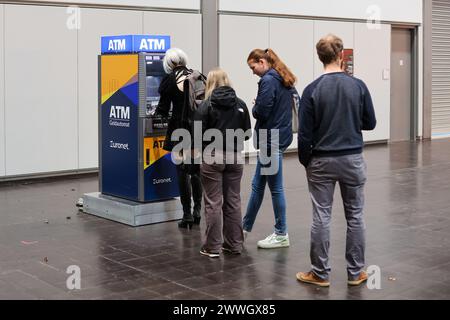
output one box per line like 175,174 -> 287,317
101,35 -> 170,54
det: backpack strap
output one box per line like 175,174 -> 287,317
174,66 -> 191,84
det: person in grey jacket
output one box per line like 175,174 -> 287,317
297,34 -> 376,287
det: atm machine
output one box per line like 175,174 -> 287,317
82,35 -> 183,226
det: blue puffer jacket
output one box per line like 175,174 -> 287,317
252,68 -> 294,151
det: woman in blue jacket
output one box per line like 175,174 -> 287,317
242,48 -> 298,249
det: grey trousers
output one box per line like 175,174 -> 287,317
200,159 -> 244,253
306,153 -> 367,280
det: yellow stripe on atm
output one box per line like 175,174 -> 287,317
144,137 -> 170,170
101,54 -> 138,104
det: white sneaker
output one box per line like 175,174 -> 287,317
257,233 -> 290,249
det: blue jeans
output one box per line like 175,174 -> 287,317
242,151 -> 287,236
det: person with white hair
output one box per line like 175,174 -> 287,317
155,48 -> 203,229
163,47 -> 189,74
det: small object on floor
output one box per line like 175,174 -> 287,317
21,241 -> 38,245
44,219 -> 49,224
71,188 -> 76,191
44,257 -> 48,263
76,198 -> 84,208
389,277 -> 397,281
66,216 -> 71,220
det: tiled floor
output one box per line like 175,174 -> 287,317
0,139 -> 450,300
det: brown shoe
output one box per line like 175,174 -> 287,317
296,271 -> 330,287
348,270 -> 368,286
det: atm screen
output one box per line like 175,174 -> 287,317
145,55 -> 166,116
146,76 -> 162,100
146,76 -> 163,116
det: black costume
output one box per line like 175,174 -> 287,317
156,66 -> 202,228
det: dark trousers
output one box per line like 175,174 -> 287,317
176,164 -> 202,219
200,161 -> 244,253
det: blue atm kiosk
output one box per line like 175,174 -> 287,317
82,35 -> 182,226
99,35 -> 179,202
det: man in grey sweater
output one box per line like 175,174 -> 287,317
297,34 -> 377,287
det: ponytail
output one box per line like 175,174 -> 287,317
247,48 -> 297,87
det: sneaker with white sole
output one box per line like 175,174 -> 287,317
200,247 -> 220,258
257,233 -> 290,249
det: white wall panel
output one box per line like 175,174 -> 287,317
219,0 -> 422,24
78,8 -> 142,169
269,18 -> 314,99
355,23 -> 391,142
219,15 -> 269,153
313,20 -> 354,78
22,1 -> 200,10
269,18 -> 314,150
0,5 -> 5,176
4,5 -> 77,175
143,12 -> 202,72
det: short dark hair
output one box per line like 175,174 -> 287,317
316,34 -> 344,65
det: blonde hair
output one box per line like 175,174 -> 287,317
205,68 -> 232,99
163,48 -> 188,74
247,48 -> 297,87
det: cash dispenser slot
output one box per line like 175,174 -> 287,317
145,148 -> 150,166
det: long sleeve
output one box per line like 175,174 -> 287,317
359,80 -> 377,131
241,101 -> 252,141
193,100 -> 210,129
156,74 -> 173,117
252,77 -> 276,122
298,85 -> 315,168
